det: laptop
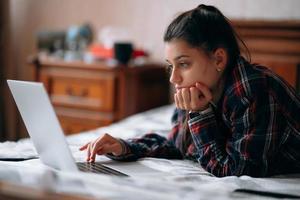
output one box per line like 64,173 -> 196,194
7,80 -> 129,177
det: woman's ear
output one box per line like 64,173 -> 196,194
213,48 -> 228,71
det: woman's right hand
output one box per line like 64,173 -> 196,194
79,133 -> 123,162
174,82 -> 213,112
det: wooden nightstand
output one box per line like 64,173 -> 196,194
30,57 -> 170,135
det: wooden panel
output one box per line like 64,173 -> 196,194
55,106 -> 113,135
271,64 -> 297,87
51,76 -> 115,111
58,116 -> 109,135
131,69 -> 169,113
232,20 -> 300,90
253,59 -> 297,86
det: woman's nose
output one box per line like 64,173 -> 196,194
169,68 -> 182,84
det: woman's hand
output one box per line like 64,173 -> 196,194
174,82 -> 213,111
79,133 -> 123,162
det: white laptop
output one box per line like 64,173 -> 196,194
7,80 -> 136,176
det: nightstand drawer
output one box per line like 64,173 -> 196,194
51,77 -> 115,111
55,107 -> 113,135
58,116 -> 110,135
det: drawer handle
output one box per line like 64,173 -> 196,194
66,87 -> 89,97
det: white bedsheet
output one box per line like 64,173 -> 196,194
1,104 -> 300,200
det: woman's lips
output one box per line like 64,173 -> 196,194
175,85 -> 195,91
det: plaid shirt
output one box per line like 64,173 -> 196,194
107,57 -> 300,177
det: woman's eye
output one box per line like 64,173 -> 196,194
165,64 -> 173,75
179,63 -> 189,68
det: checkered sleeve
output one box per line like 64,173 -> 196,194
106,109 -> 183,161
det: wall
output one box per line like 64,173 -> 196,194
1,0 -> 18,140
4,0 -> 300,139
0,0 -> 8,140
9,0 -> 300,81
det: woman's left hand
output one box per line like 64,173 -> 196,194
174,82 -> 213,111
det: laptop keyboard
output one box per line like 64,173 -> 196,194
76,162 -> 129,177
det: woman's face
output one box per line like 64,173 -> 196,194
165,39 -> 224,92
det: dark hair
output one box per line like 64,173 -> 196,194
164,4 -> 249,69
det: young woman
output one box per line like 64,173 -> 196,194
80,4 -> 300,177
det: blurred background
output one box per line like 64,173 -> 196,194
1,0 -> 300,141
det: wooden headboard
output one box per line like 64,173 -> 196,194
232,20 -> 300,92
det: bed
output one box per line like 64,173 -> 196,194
0,104 -> 300,200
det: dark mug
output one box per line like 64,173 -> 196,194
114,42 -> 133,64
